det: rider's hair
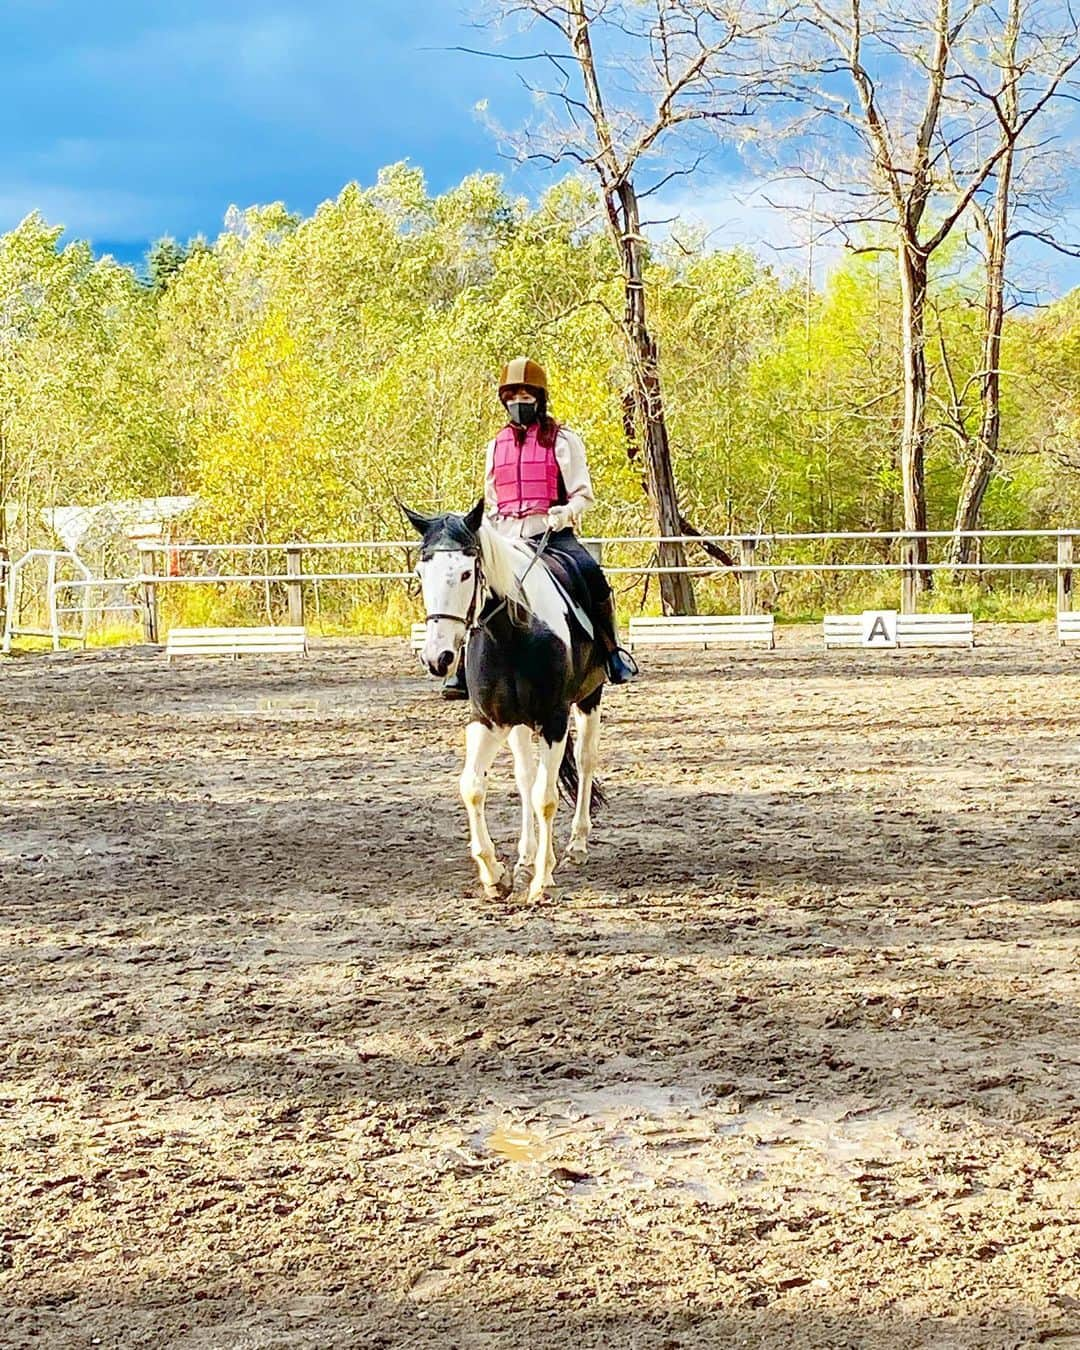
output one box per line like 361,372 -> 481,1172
534,389 -> 560,450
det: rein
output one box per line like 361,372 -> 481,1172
423,524 -> 553,636
516,525 -> 552,591
476,525 -> 551,635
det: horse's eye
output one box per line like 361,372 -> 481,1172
461,569 -> 472,582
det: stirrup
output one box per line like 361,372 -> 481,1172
605,646 -> 639,684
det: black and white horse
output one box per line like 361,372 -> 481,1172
404,500 -> 605,902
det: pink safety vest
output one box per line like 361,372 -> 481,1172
491,423 -> 562,517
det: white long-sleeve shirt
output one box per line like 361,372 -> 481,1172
483,426 -> 595,540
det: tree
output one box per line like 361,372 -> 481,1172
2,154 -> 1073,625
196,307 -> 347,542
775,0 -> 1078,582
146,237 -> 189,293
481,0 -> 771,613
0,214 -> 170,556
1006,289 -> 1080,521
944,0 -> 1080,565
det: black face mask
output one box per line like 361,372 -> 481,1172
507,400 -> 539,427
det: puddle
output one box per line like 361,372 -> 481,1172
543,1083 -> 918,1165
735,1105 -> 919,1165
483,1125 -> 551,1163
477,1081 -> 925,1207
541,1079 -> 709,1124
408,1266 -> 456,1303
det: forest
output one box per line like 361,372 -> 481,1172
1,1 -> 1078,619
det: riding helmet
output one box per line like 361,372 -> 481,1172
498,356 -> 547,400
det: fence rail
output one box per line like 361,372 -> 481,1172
1,528 -> 1075,649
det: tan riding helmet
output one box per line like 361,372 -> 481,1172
498,356 -> 547,399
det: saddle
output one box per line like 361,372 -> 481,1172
525,535 -> 597,641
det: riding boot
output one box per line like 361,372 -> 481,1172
595,593 -> 639,684
441,660 -> 468,701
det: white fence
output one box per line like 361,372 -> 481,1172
2,549 -> 94,653
1,528 -> 1075,649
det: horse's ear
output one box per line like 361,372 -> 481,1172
463,498 -> 485,535
399,502 -> 431,536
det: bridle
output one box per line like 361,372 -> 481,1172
421,525 -> 552,635
422,547 -> 484,632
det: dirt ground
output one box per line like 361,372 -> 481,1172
1,626 -> 1078,1350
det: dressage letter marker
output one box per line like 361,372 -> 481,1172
824,612 -> 974,649
861,610 -> 898,648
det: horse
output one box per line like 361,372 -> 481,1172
403,499 -> 606,902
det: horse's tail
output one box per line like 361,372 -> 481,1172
557,731 -> 606,814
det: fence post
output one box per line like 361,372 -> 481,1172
899,536 -> 918,614
286,545 -> 305,627
1,553 -> 16,654
0,547 -> 8,640
1059,535 -> 1074,614
140,545 -> 160,645
47,552 -> 59,650
739,537 -> 758,615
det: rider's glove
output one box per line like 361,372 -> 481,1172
546,504 -> 576,532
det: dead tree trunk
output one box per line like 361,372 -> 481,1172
898,240 -> 932,580
567,2 -> 695,613
614,179 -> 695,614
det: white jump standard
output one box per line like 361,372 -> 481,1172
628,614 -> 775,651
164,626 -> 308,661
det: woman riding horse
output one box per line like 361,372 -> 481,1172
441,356 -> 637,698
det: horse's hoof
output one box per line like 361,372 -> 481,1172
513,863 -> 533,893
527,881 -> 563,904
562,844 -> 588,869
483,873 -> 512,900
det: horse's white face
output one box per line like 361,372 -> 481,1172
416,549 -> 479,677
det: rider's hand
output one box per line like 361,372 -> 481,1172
546,505 -> 575,532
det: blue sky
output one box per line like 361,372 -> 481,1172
2,1 -> 1077,295
1,1 -> 543,265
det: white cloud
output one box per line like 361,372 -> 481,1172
647,175 -> 847,283
0,183 -> 170,239
649,177 -> 1080,300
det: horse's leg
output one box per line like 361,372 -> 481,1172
460,720 -> 510,898
529,728 -> 568,902
565,701 -> 600,867
508,724 -> 537,892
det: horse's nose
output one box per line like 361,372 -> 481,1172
434,649 -> 453,676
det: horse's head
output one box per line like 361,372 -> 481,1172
402,499 -> 485,678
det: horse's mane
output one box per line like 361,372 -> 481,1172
477,522 -> 570,642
